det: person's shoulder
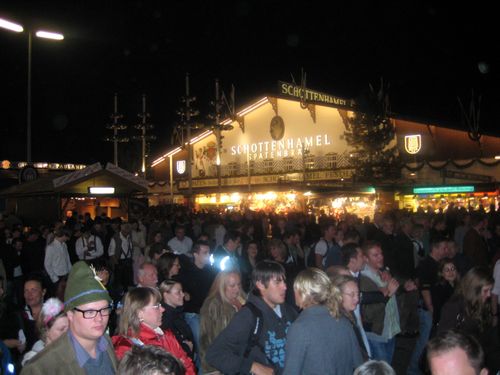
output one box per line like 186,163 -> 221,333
236,301 -> 259,319
212,245 -> 225,255
359,272 -> 378,289
111,334 -> 132,347
23,334 -> 72,369
314,238 -> 327,247
162,328 -> 178,340
229,298 -> 265,324
289,306 -> 328,330
359,273 -> 372,282
442,294 -> 463,312
202,294 -> 221,307
282,302 -> 299,320
494,258 -> 500,270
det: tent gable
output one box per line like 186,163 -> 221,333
52,162 -> 148,194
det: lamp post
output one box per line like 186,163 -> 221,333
0,17 -> 63,163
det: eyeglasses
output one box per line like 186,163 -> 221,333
145,303 -> 162,310
443,267 -> 456,272
73,306 -> 113,319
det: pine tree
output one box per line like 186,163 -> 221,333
344,79 -> 400,181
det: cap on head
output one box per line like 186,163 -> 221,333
64,261 -> 112,312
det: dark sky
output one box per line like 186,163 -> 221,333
1,1 -> 498,170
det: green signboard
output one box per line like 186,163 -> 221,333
413,186 -> 475,194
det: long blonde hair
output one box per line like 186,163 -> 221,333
330,274 -> 358,324
119,287 -> 161,336
205,270 -> 245,305
294,268 -> 340,318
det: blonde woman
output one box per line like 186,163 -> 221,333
283,268 -> 363,375
199,271 -> 245,374
160,280 -> 195,361
331,274 -> 370,360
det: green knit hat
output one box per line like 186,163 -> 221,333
64,261 -> 112,312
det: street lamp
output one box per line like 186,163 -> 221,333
0,17 -> 63,163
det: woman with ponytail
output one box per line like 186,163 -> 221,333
283,268 -> 364,375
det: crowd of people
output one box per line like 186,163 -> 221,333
0,203 -> 499,374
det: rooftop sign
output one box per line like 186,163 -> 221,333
413,185 -> 475,194
278,81 -> 354,108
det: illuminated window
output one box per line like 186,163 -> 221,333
304,154 -> 315,170
227,162 -> 238,176
326,153 -> 338,169
263,159 -> 273,173
283,157 -> 294,172
248,160 -> 255,174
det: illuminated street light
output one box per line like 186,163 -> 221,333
0,17 -> 64,163
36,30 -> 64,40
0,18 -> 23,32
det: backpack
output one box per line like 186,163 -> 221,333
243,302 -> 264,358
306,239 -> 323,267
324,242 -> 342,269
306,239 -> 341,268
306,239 -> 328,267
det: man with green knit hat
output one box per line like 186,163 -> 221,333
21,261 -> 118,374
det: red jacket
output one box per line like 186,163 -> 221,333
112,323 -> 196,375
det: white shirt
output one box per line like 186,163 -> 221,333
167,236 -> 193,255
22,339 -> 45,366
44,239 -> 72,283
75,235 -> 104,260
314,238 -> 332,267
131,229 -> 146,257
108,232 -> 134,259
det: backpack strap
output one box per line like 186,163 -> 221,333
243,302 -> 264,359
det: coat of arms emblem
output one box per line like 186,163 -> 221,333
404,134 -> 421,154
176,160 -> 186,174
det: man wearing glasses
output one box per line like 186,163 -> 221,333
21,261 -> 118,374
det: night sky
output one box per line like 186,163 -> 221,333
1,1 -> 498,171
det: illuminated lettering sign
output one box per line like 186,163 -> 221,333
405,134 -> 422,154
413,186 -> 475,194
279,81 -> 353,108
230,134 -> 332,160
178,169 -> 354,189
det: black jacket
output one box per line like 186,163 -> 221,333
206,293 -> 298,375
161,303 -> 195,359
177,263 -> 217,314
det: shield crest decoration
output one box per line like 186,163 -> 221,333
405,135 -> 422,154
176,160 -> 186,174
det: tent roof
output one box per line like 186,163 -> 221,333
0,162 -> 148,197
